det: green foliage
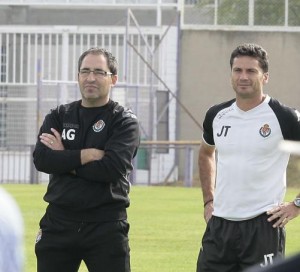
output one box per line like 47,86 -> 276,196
218,0 -> 249,25
2,185 -> 300,272
196,0 -> 300,26
289,0 -> 300,26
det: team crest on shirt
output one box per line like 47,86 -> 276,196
259,124 -> 271,138
93,120 -> 105,132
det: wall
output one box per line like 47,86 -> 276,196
179,30 -> 300,182
179,30 -> 300,140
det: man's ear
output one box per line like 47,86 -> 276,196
111,74 -> 118,86
263,72 -> 269,85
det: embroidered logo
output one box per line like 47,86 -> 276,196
259,124 -> 271,138
62,129 -> 76,140
260,253 -> 274,267
63,123 -> 79,129
93,120 -> 105,132
216,107 -> 234,120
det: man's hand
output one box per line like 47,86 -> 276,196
204,201 -> 214,224
40,128 -> 64,150
267,202 -> 300,228
80,149 -> 105,165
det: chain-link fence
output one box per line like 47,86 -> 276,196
0,13 -> 180,184
0,84 -> 37,183
0,85 -> 37,147
0,78 -> 201,186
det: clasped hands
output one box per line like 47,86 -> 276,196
40,128 -> 104,165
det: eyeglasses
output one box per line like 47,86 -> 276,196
79,68 -> 113,77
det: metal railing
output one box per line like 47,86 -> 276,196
138,141 -> 201,187
0,142 -> 200,186
0,145 -> 36,184
0,25 -> 167,85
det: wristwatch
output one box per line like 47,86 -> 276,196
293,198 -> 300,208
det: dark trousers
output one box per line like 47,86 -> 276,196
197,213 -> 285,272
35,212 -> 130,272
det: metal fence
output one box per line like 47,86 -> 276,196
2,2 -> 172,185
0,141 -> 200,186
138,141 -> 201,187
0,145 -> 36,184
0,11 -> 182,185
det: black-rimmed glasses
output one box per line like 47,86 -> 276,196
79,68 -> 113,77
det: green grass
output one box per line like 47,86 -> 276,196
2,185 -> 300,272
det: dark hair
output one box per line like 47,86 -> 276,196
77,47 -> 118,75
230,43 -> 269,73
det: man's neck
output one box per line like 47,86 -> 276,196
81,98 -> 109,108
236,94 -> 266,112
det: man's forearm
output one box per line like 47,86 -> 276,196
33,148 -> 81,174
80,149 -> 105,165
199,161 -> 215,204
198,146 -> 216,205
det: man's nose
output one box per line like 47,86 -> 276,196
86,71 -> 96,81
239,71 -> 248,80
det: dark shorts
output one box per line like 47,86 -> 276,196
196,213 -> 285,272
35,212 -> 130,272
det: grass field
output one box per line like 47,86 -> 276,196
2,184 -> 300,272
